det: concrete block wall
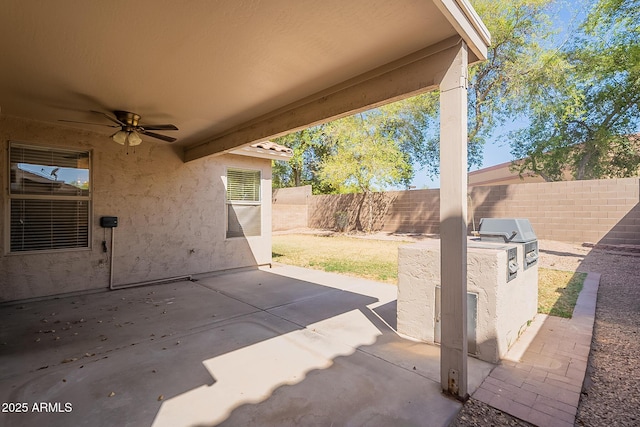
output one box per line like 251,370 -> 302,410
307,191 -> 398,232
379,189 -> 440,234
469,178 -> 640,245
279,177 -> 640,245
272,186 -> 311,231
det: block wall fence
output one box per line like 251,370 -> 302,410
272,178 -> 640,245
272,185 -> 312,231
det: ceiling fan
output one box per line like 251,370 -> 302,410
60,110 -> 178,147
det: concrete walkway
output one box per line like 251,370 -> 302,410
472,272 -> 600,427
0,265 -> 493,427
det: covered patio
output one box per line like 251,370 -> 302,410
0,265 -> 493,426
1,0 -> 492,411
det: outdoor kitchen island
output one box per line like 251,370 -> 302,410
397,219 -> 539,364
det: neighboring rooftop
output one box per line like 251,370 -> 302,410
230,140 -> 294,160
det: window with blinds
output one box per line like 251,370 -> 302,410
9,142 -> 91,252
226,168 -> 261,238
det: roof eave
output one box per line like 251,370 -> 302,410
229,146 -> 294,161
435,0 -> 491,63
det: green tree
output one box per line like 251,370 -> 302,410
318,111 -> 416,231
273,93 -> 437,194
318,93 -> 438,193
272,126 -> 337,194
319,115 -> 412,194
467,0 -> 555,165
510,0 -> 640,181
413,0 -> 556,175
274,1 -> 565,187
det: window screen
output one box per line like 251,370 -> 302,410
9,143 -> 91,252
226,168 -> 261,238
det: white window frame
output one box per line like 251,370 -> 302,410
225,167 -> 262,238
7,142 -> 92,254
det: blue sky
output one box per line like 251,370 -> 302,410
19,164 -> 89,187
411,115 -> 531,189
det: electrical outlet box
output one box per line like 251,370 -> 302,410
100,216 -> 118,228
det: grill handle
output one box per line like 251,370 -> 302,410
479,231 -> 518,243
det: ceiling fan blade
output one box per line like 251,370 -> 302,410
59,119 -> 118,128
142,130 -> 177,143
90,110 -> 126,126
140,124 -> 179,131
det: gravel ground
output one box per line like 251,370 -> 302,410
573,249 -> 640,427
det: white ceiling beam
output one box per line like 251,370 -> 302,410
183,37 -> 464,163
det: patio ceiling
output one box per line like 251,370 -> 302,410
0,0 -> 489,161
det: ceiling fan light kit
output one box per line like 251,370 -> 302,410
111,129 -> 143,146
127,131 -> 143,146
60,110 -> 178,150
111,130 -> 127,145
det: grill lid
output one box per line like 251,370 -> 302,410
478,218 -> 537,243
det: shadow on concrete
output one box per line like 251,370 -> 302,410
372,300 -> 397,330
0,266 -> 484,427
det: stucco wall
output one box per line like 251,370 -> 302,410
1,115 -> 272,302
397,239 -> 538,363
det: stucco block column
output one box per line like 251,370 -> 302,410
439,40 -> 469,399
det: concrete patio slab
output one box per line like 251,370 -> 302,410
266,277 -> 493,391
0,265 -> 495,427
0,280 -> 258,380
196,268 -> 339,311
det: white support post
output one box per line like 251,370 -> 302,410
439,40 -> 469,400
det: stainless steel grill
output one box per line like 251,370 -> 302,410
478,218 -> 539,270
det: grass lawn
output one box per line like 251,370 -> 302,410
273,234 -> 586,318
537,268 -> 586,318
272,234 -> 406,284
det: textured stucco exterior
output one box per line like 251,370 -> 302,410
397,239 -> 538,363
1,115 -> 272,302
